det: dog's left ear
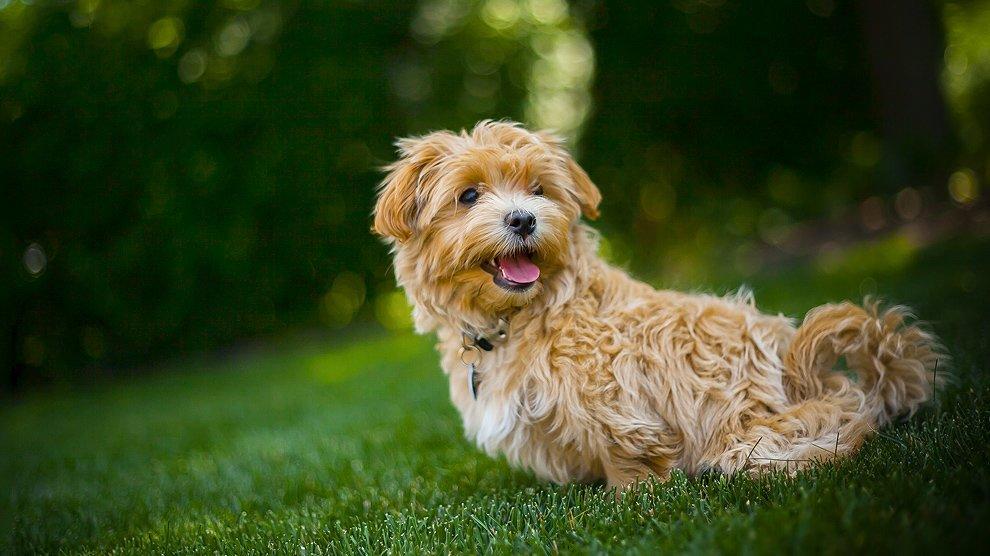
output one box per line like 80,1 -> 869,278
538,131 -> 602,220
564,156 -> 601,220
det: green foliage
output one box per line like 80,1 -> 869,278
2,0 -> 988,386
2,237 -> 989,553
1,1 -> 418,383
580,0 -> 878,274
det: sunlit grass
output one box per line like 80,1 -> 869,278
2,237 -> 989,553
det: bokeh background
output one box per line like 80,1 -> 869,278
2,0 -> 989,392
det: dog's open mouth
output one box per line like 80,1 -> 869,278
481,250 -> 540,291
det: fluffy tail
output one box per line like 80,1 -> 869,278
783,300 -> 942,427
722,301 -> 943,474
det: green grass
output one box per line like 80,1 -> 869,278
3,236 -> 990,554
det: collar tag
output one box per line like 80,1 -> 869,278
468,362 -> 479,400
459,318 -> 509,401
459,344 -> 482,400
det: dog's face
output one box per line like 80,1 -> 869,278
373,120 -> 600,325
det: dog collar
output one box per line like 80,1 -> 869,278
459,317 -> 509,399
465,319 -> 508,351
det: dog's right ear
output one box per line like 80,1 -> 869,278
373,134 -> 447,242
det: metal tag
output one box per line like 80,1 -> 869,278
468,362 -> 478,400
459,345 -> 482,400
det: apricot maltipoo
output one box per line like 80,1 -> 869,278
372,120 -> 941,489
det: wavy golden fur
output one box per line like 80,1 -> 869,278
373,120 -> 942,489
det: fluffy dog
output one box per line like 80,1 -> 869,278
372,120 -> 941,489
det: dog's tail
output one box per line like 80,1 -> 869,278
783,300 -> 943,428
720,300 -> 943,474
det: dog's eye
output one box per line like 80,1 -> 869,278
459,187 -> 479,205
533,183 -> 544,196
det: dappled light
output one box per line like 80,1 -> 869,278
21,242 -> 47,277
320,271 -> 367,328
374,290 -> 415,332
949,167 -> 980,204
409,0 -> 594,141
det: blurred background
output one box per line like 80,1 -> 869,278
2,0 -> 988,392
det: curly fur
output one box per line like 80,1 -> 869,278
373,120 -> 943,489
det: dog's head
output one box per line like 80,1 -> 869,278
373,120 -> 600,327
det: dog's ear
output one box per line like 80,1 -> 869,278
564,156 -> 601,220
373,134 -> 447,242
538,131 -> 602,220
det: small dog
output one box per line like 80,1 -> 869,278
373,120 -> 941,489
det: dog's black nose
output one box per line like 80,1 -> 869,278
505,210 -> 536,238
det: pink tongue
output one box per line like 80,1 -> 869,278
498,253 -> 541,284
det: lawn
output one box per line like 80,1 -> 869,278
3,235 -> 989,554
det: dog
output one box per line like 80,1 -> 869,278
372,120 -> 941,489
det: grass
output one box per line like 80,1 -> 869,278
2,235 -> 989,554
